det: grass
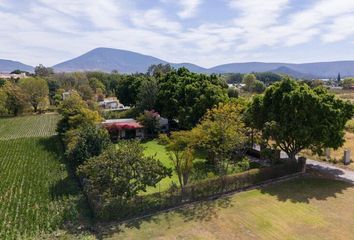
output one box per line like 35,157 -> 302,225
0,114 -> 91,239
0,114 -> 61,140
142,140 -> 179,194
330,89 -> 354,104
101,176 -> 354,240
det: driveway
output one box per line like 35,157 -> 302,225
306,159 -> 354,183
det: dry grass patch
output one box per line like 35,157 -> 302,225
99,177 -> 354,240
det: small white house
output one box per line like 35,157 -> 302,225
99,97 -> 130,111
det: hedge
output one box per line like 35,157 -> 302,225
85,160 -> 304,221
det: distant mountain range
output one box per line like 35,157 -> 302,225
0,59 -> 33,73
1,47 -> 354,79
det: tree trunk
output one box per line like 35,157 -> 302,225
33,105 -> 38,112
287,152 -> 297,162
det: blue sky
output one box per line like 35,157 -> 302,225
1,0 -> 354,67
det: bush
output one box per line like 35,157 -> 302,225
78,141 -> 172,218
65,124 -> 111,169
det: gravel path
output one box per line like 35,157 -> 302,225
306,159 -> 354,183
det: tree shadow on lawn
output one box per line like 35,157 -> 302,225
96,197 -> 234,239
260,176 -> 353,204
174,196 -> 233,222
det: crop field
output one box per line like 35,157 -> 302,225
102,177 -> 354,240
0,115 -> 88,239
330,89 -> 354,104
0,114 -> 60,140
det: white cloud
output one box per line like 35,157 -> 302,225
131,9 -> 182,33
1,0 -> 354,68
36,0 -> 124,29
177,0 -> 202,19
322,14 -> 354,43
230,0 -> 289,28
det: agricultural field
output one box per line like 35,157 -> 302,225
0,115 -> 89,239
0,114 -> 60,140
101,177 -> 354,240
330,88 -> 354,104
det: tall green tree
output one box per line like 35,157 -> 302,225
19,77 -> 49,112
147,64 -> 173,78
57,93 -> 102,136
65,124 -> 111,169
136,77 -> 159,111
242,74 -> 257,91
78,141 -> 171,201
246,78 -> 354,161
1,81 -> 27,116
34,64 -> 54,77
193,102 -> 248,175
156,68 -> 228,129
163,131 -> 195,189
137,110 -> 161,137
115,74 -> 143,106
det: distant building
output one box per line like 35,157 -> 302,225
0,73 -> 28,79
98,97 -> 130,111
62,90 -> 77,100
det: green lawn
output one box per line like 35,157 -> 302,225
0,114 -> 61,140
142,140 -> 179,194
0,115 -> 90,239
102,177 -> 354,240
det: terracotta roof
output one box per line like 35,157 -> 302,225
103,119 -> 143,130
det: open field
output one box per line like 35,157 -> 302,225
0,114 -> 60,140
0,115 -> 89,239
101,177 -> 354,240
330,89 -> 354,104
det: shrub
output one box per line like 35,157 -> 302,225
65,124 -> 111,169
78,141 -> 172,215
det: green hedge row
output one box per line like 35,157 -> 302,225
86,161 -> 303,221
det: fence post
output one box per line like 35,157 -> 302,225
325,148 -> 331,160
298,157 -> 307,173
344,149 -> 351,165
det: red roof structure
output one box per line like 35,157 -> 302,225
102,119 -> 143,131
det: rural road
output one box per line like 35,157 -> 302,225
252,146 -> 354,183
306,159 -> 354,183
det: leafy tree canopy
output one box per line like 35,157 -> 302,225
19,77 -> 49,112
246,78 -> 354,160
156,67 -> 228,129
192,101 -> 248,174
78,141 -> 171,201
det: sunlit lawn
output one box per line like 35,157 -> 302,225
142,140 -> 179,194
102,177 -> 354,240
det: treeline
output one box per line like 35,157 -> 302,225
221,72 -> 282,85
1,64 -> 235,130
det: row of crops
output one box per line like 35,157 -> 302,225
0,114 -> 61,140
0,115 -> 88,239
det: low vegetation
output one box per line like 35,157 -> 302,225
102,177 -> 354,240
0,115 -> 89,239
0,114 -> 60,140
